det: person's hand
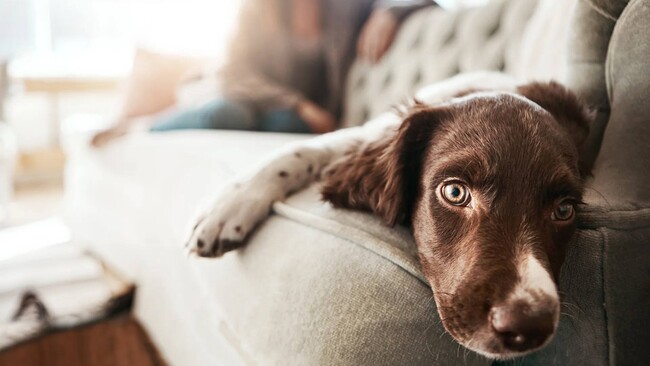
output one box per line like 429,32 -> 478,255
357,8 -> 399,64
297,100 -> 336,134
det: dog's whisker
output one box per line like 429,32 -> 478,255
439,329 -> 448,339
560,300 -> 585,316
560,299 -> 580,308
421,322 -> 437,358
560,312 -> 577,322
583,186 -> 611,207
462,337 -> 471,364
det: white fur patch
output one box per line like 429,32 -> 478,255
510,254 -> 558,302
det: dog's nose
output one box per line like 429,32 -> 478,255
490,302 -> 555,352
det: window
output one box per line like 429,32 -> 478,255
2,0 -> 243,69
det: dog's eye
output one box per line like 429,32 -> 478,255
441,182 -> 471,206
551,201 -> 575,221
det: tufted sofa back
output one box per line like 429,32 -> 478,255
342,0 -> 538,127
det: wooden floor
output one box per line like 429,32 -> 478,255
0,314 -> 166,366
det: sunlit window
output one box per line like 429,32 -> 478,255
2,0 -> 244,77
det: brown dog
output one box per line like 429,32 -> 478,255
187,73 -> 592,359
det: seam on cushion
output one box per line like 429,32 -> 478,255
217,319 -> 257,366
272,202 -> 428,286
584,0 -> 618,21
581,206 -> 650,214
599,227 -> 612,366
186,264 -> 257,366
577,207 -> 650,230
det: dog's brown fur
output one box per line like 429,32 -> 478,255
321,81 -> 592,357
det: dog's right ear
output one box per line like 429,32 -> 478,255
516,81 -> 593,148
321,105 -> 448,226
517,81 -> 594,175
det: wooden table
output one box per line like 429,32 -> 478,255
13,75 -> 122,147
0,315 -> 165,366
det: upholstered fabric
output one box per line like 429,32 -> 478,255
567,1 -> 617,169
343,0 -> 538,127
596,0 -> 650,204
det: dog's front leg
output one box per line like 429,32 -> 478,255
186,112 -> 401,258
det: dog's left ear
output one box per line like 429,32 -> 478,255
321,106 -> 447,226
517,81 -> 593,148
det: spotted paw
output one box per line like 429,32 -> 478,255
185,184 -> 277,258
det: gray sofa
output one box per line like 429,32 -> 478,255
64,0 -> 649,364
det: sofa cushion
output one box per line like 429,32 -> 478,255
119,49 -> 207,120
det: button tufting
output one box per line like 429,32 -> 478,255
382,73 -> 393,89
410,25 -> 426,50
355,75 -> 366,90
412,70 -> 423,87
488,22 -> 500,37
361,106 -> 370,121
443,30 -> 456,46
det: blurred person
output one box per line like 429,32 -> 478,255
92,0 -> 434,147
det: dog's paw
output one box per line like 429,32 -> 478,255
185,184 -> 276,258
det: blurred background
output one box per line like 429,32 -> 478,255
1,0 -> 241,182
0,0 -> 485,225
0,0 -> 244,227
0,0 -> 485,149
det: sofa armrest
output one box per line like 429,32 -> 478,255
567,3 -> 650,362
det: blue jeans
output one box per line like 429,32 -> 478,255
150,99 -> 311,133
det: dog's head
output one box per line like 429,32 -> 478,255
322,81 -> 592,359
